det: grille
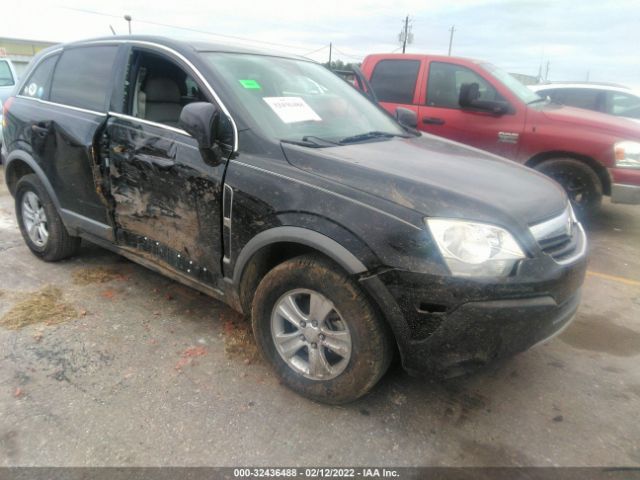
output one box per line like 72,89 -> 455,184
529,206 -> 585,263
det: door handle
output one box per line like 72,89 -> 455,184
422,116 -> 445,125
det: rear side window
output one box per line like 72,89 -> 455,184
427,61 -> 501,109
50,46 -> 118,111
21,54 -> 59,99
0,60 -> 14,87
608,91 -> 640,119
548,88 -> 602,111
370,59 -> 420,104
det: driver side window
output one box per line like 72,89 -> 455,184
427,62 -> 502,109
125,50 -> 206,128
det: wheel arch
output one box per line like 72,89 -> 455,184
232,227 -> 368,315
525,151 -> 611,196
5,152 -> 63,206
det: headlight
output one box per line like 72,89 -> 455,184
426,218 -> 525,277
614,141 -> 640,169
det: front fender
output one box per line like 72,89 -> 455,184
231,225 -> 368,286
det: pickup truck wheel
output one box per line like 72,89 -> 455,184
251,254 -> 393,404
535,158 -> 602,219
15,174 -> 81,261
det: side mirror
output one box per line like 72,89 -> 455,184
395,107 -> 418,129
459,82 -> 510,115
178,102 -> 219,149
459,82 -> 480,108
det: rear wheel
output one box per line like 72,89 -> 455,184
535,158 -> 602,219
15,174 -> 81,261
251,254 -> 393,404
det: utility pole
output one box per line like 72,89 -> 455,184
586,70 -> 590,82
448,25 -> 455,56
398,15 -> 413,53
402,16 -> 409,53
328,42 -> 332,67
544,60 -> 550,81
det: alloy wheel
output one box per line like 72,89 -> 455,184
270,288 -> 352,381
21,191 -> 49,248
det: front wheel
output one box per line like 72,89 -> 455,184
535,158 -> 602,219
251,254 -> 393,404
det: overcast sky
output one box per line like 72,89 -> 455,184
4,0 -> 639,88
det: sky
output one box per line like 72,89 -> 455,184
3,0 -> 640,88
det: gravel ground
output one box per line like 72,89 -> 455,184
0,167 -> 639,467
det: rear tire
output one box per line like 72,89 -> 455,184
15,174 -> 81,261
535,158 -> 602,219
251,254 -> 393,404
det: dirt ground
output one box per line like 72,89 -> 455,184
0,167 -> 639,466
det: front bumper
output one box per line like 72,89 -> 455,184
401,289 -> 581,377
610,167 -> 640,204
611,184 -> 640,205
360,244 -> 588,377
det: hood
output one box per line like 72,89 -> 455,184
538,103 -> 640,139
282,134 -> 568,227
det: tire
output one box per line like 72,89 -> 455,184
251,254 -> 393,404
535,158 -> 602,219
15,174 -> 81,261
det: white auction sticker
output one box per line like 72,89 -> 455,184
263,96 -> 322,123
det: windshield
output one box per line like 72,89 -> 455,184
201,53 -> 405,144
481,63 -> 542,104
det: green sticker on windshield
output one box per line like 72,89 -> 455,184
239,79 -> 261,89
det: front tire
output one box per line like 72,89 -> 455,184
251,254 -> 393,404
15,174 -> 81,261
535,158 -> 602,219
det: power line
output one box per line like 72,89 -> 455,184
58,5 -> 322,53
302,44 -> 329,56
331,46 -> 364,60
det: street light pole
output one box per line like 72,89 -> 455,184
124,15 -> 132,34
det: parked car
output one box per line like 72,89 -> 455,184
530,83 -> 640,122
0,58 -> 18,153
0,58 -> 17,101
360,54 -> 640,216
3,36 -> 587,403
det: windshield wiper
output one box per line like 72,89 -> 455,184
338,131 -> 409,145
280,136 -> 338,148
302,135 -> 339,146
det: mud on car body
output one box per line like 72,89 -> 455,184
3,36 -> 587,403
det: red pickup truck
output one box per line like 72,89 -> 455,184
360,54 -> 640,217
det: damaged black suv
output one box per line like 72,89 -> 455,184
2,36 -> 587,403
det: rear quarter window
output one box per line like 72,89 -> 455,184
370,59 -> 420,104
21,54 -> 59,99
50,46 -> 118,111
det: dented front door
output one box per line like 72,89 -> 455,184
103,116 -> 226,285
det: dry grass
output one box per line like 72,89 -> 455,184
72,265 -> 124,285
0,286 -> 77,330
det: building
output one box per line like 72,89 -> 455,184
0,37 -> 59,78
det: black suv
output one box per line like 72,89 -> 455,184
2,36 -> 587,403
